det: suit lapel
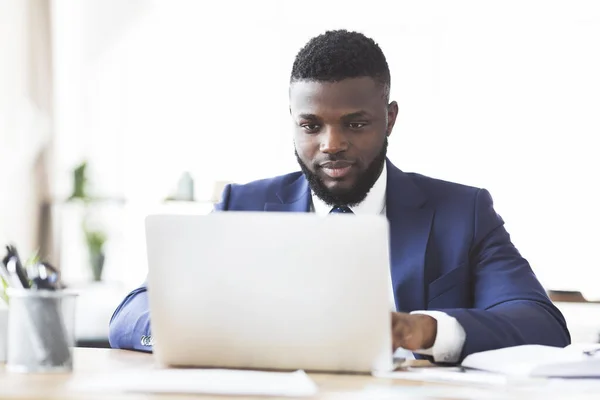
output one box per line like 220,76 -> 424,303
264,174 -> 311,212
386,161 -> 434,312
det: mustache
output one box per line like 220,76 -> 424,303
314,154 -> 355,167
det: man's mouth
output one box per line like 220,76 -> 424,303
320,161 -> 354,179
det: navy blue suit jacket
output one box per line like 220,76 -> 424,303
109,160 -> 570,360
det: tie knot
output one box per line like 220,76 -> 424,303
330,206 -> 354,214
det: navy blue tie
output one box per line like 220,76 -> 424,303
330,206 -> 354,214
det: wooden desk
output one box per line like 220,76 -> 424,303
0,348 -> 467,399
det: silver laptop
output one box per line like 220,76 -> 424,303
145,211 -> 393,373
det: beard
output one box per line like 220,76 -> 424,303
295,138 -> 388,207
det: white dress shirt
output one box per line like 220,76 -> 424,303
310,164 -> 466,363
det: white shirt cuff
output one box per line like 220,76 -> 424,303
410,310 -> 466,363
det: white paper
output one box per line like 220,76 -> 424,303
373,367 -> 513,386
70,368 -> 318,397
363,381 -> 600,400
461,344 -> 600,378
360,385 -> 513,400
373,369 -> 600,399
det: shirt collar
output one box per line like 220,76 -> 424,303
311,163 -> 387,216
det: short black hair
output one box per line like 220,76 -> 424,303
290,29 -> 391,98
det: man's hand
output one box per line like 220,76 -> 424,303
391,312 -> 437,351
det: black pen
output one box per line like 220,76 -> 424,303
2,245 -> 30,289
30,262 -> 60,290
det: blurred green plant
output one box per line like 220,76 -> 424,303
25,249 -> 40,268
0,277 -> 8,305
66,160 -> 110,281
68,161 -> 90,201
84,227 -> 107,281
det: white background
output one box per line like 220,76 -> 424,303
51,0 -> 600,296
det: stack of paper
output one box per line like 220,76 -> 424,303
461,344 -> 600,378
375,343 -> 600,387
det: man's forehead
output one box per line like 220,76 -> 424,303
289,77 -> 386,113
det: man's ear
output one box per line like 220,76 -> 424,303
386,101 -> 399,137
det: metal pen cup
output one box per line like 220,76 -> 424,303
0,306 -> 7,362
6,289 -> 77,373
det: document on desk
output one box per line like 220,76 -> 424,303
375,344 -> 600,386
70,368 -> 318,397
461,344 -> 600,378
373,367 -> 513,386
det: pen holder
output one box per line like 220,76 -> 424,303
0,306 -> 7,362
6,289 -> 77,373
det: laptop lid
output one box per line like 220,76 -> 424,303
145,211 -> 393,373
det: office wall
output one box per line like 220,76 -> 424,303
51,0 -> 600,294
0,0 -> 53,257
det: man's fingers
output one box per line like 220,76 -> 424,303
392,327 -> 417,350
391,313 -> 408,349
391,312 -> 419,351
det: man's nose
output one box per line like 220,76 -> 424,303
320,127 -> 348,154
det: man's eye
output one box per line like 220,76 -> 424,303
348,122 -> 367,129
301,124 -> 321,132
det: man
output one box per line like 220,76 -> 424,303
109,30 -> 570,363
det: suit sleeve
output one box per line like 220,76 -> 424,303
108,284 -> 152,351
442,189 -> 571,359
213,184 -> 232,211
